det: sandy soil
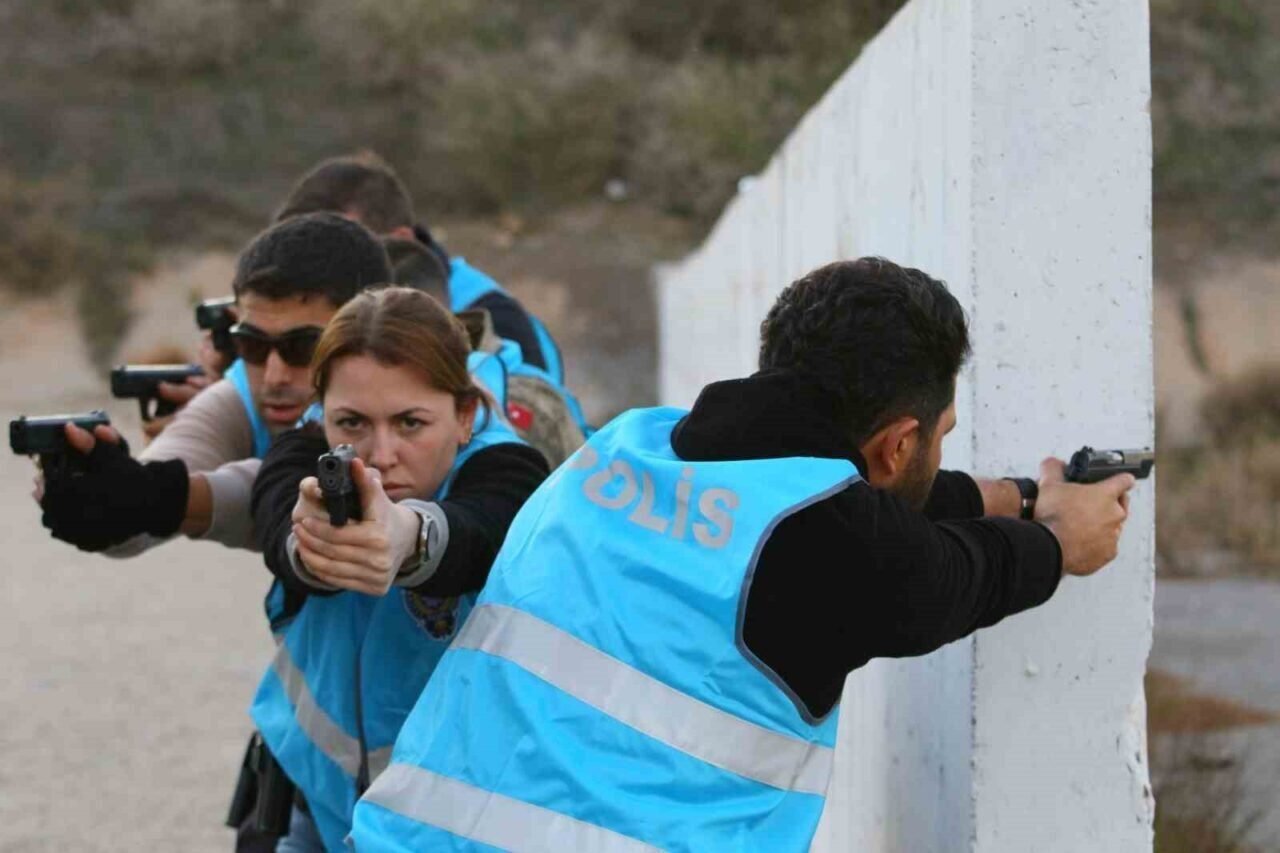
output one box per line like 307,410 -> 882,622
1151,578 -> 1280,848
1,295 -> 275,852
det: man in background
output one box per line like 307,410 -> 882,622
277,151 -> 568,383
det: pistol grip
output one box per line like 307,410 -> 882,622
41,451 -> 88,482
154,397 -> 180,419
324,493 -> 349,527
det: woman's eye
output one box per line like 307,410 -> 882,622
400,416 -> 425,430
335,417 -> 364,430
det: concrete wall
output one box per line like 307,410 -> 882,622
656,1 -> 1154,850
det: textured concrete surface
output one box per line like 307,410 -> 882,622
659,0 -> 1154,850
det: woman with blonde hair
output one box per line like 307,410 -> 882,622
246,286 -> 548,851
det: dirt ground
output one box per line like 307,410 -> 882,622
1150,578 -> 1280,849
0,208 -> 685,851
0,290 -> 276,852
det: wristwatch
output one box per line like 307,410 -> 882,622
398,513 -> 433,579
395,504 -> 447,587
1004,477 -> 1039,520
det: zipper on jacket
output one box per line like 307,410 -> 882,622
353,644 -> 371,794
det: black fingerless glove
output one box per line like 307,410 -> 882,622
40,439 -> 190,552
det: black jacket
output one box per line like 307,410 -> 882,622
251,424 -> 549,620
414,224 -> 550,372
672,370 -> 1062,719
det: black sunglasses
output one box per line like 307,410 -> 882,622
229,323 -> 324,367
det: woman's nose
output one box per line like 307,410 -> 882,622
367,427 -> 398,471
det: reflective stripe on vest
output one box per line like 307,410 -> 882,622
453,603 -> 834,795
350,408 -> 860,852
270,640 -> 392,781
363,764 -> 661,853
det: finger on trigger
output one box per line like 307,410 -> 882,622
63,423 -> 95,454
351,458 -> 386,517
1106,473 -> 1137,496
161,381 -> 198,404
1038,457 -> 1067,483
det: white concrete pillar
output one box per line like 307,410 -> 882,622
965,1 -> 1155,848
656,0 -> 1154,850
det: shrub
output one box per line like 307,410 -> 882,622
1201,367 -> 1280,447
86,0 -> 253,77
0,171 -> 96,296
1147,669 -> 1269,852
431,35 -> 638,213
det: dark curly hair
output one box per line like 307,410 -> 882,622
759,257 -> 970,444
232,212 -> 392,307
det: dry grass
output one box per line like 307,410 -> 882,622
1158,368 -> 1280,575
1152,733 -> 1264,853
1147,669 -> 1271,853
1147,670 -> 1279,734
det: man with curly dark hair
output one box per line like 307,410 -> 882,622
350,256 -> 1139,853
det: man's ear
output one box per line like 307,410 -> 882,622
860,417 -> 921,486
387,225 -> 416,242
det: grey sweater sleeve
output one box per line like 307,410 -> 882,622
105,380 -> 258,557
137,380 -> 254,470
201,457 -> 263,550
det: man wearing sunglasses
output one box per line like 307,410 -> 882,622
35,212 -> 391,557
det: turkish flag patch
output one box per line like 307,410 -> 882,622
507,402 -> 534,431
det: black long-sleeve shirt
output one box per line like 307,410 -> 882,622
672,370 -> 1062,719
251,424 -> 548,616
414,224 -> 550,372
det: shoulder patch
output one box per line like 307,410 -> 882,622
506,401 -> 535,431
404,593 -> 462,641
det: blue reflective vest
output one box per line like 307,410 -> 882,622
448,257 -> 566,388
224,359 -> 274,460
250,407 -> 525,853
225,358 -> 297,634
471,335 -> 592,437
350,407 -> 861,852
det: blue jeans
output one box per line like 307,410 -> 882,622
275,805 -> 325,853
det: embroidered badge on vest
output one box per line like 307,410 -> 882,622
506,401 -> 535,431
405,593 -> 461,640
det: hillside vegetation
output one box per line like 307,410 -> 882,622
2,0 -> 1273,293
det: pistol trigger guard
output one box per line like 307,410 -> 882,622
154,397 -> 179,419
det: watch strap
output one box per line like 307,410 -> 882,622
1004,477 -> 1039,520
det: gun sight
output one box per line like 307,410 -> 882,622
195,296 -> 237,359
110,364 -> 204,421
1065,447 -> 1154,484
